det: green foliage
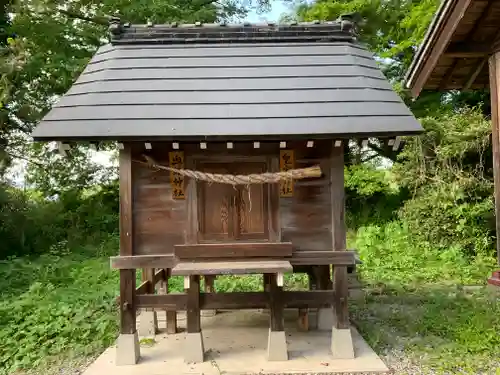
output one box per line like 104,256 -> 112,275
0,236 -> 119,374
0,182 -> 118,259
297,0 -> 439,77
353,221 -> 496,286
394,108 -> 495,256
345,164 -> 406,227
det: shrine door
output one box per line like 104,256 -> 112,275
197,162 -> 269,242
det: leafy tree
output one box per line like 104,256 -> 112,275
1,0 -> 272,193
394,107 -> 495,256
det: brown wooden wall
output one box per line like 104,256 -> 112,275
131,144 -> 187,255
279,141 -> 333,251
129,141 -> 334,255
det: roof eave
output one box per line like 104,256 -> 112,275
404,0 -> 466,97
32,130 -> 424,143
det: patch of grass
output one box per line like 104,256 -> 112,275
139,338 -> 156,347
0,236 -> 120,375
349,222 -> 500,374
351,286 -> 500,374
2,221 -> 500,375
352,221 -> 497,287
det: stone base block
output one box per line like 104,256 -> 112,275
317,308 -> 334,331
116,332 -> 140,366
184,332 -> 205,363
138,310 -> 157,338
267,329 -> 288,361
331,327 -> 355,359
308,309 -> 318,330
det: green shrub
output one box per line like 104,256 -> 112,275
0,236 -> 119,374
394,108 -> 495,257
353,221 -> 496,287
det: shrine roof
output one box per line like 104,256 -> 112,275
32,17 -> 422,141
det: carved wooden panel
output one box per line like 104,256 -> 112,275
235,162 -> 268,240
198,163 -> 233,242
169,151 -> 185,199
197,162 -> 269,242
279,149 -> 294,197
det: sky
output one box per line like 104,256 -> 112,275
245,1 -> 292,23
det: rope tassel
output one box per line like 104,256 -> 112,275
136,155 -> 322,185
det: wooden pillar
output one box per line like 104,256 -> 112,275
489,52 -> 500,269
330,142 -> 355,358
165,269 -> 178,334
185,275 -> 204,363
267,273 -> 288,361
268,274 -> 284,332
202,275 -> 217,317
138,268 -> 157,337
117,142 -> 140,365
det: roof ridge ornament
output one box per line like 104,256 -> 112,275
337,13 -> 362,35
108,14 -> 123,39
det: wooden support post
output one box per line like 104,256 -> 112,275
267,272 -> 288,361
202,275 -> 217,317
488,51 -> 500,287
138,268 -> 157,337
330,142 -> 354,358
298,308 -> 309,331
117,142 -> 140,365
185,275 -> 204,363
165,269 -> 177,334
306,268 -> 318,330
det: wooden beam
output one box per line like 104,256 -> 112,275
410,0 -> 473,97
464,58 -> 487,91
110,255 -> 177,269
136,291 -> 335,310
331,142 -> 350,330
171,260 -> 293,276
290,251 -> 356,266
441,2 -> 495,88
174,242 -> 293,259
444,42 -> 490,58
137,293 -> 188,310
136,279 -> 151,295
489,51 -> 500,267
119,143 -> 136,335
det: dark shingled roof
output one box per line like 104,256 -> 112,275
31,18 -> 422,141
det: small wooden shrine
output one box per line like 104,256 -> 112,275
32,16 -> 422,365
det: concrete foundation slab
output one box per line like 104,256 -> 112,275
267,329 -> 288,361
83,309 -> 388,375
115,332 -> 140,366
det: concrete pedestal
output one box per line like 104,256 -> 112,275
116,332 -> 140,365
138,310 -> 157,338
317,308 -> 334,331
184,332 -> 205,363
331,326 -> 355,359
267,329 -> 288,361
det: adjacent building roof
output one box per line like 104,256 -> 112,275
32,18 -> 422,141
405,0 -> 500,97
